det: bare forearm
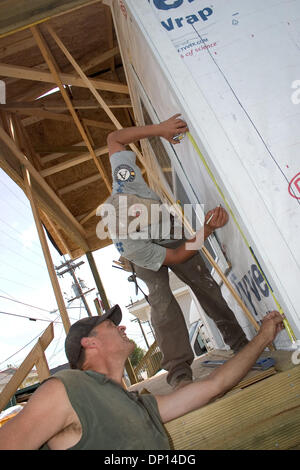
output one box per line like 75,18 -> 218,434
108,124 -> 160,146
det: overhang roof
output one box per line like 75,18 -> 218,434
0,0 -> 144,259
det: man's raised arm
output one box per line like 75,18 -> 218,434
107,113 -> 188,156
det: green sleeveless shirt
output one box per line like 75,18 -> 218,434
40,369 -> 170,450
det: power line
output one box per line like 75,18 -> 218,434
0,259 -> 42,280
0,295 -> 52,313
0,309 -> 64,369
0,230 -> 44,260
0,326 -> 48,369
0,218 -> 42,253
0,197 -> 32,225
0,229 -> 44,260
0,288 -> 18,301
0,310 -> 62,323
0,242 -> 45,269
0,178 -> 31,211
47,325 -> 65,363
0,276 -> 43,291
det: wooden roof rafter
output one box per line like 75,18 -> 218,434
45,24 -> 148,226
40,145 -> 108,177
0,62 -> 129,94
0,1 -> 143,258
30,24 -> 112,192
0,0 -> 103,39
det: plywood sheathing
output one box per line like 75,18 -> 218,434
0,4 -> 122,102
0,1 -> 102,38
0,2 -> 139,259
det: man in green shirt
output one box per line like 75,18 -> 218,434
0,305 -> 284,450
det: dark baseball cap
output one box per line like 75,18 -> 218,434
65,304 -> 122,369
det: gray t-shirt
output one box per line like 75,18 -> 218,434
111,150 -> 160,200
109,151 -> 182,271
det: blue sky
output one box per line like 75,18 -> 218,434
0,169 -> 152,372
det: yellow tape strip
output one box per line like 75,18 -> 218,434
0,18 -> 50,40
187,132 -> 297,342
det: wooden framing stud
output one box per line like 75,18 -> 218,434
0,63 -> 129,94
23,166 -> 71,334
0,323 -> 54,412
40,145 -> 108,177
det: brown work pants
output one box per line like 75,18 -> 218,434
133,251 -> 248,386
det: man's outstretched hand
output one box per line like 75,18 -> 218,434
258,310 -> 285,345
159,114 -> 189,144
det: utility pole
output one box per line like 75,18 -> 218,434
55,258 -> 94,317
131,317 -> 150,350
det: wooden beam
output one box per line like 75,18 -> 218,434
0,62 -> 129,94
37,146 -> 88,154
80,45 -> 120,71
0,35 -> 36,60
40,141 -> 86,164
0,324 -> 54,412
104,6 -> 115,72
0,105 -> 116,130
40,145 -> 108,177
0,99 -> 131,111
40,140 -> 109,165
23,114 -> 117,129
0,0 -> 102,38
34,340 -> 51,382
58,173 -> 101,196
0,125 -> 89,249
1,43 -> 120,79
78,207 -> 97,225
46,25 -> 149,226
31,25 -> 111,192
41,209 -> 73,258
6,42 -> 122,102
82,118 -> 115,130
23,166 -> 72,334
10,108 -> 116,130
47,25 -> 126,131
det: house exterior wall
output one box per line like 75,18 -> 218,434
110,0 -> 300,349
